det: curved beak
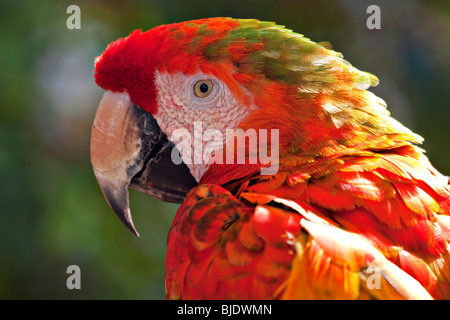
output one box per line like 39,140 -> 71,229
90,91 -> 197,236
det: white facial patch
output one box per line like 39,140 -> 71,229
153,70 -> 254,182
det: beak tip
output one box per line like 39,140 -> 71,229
96,176 -> 140,237
128,226 -> 140,237
109,196 -> 140,237
117,206 -> 140,237
124,216 -> 140,237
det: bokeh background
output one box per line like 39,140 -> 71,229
0,0 -> 449,299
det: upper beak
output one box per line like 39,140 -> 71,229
90,91 -> 197,236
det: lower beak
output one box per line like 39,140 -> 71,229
90,91 -> 197,236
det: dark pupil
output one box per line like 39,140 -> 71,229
199,83 -> 209,93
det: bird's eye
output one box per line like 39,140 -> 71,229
193,79 -> 213,98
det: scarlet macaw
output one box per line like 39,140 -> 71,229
90,18 -> 450,299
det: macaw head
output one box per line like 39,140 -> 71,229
91,18 -> 421,235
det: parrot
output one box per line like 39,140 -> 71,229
90,17 -> 450,299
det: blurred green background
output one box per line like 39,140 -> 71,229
0,0 -> 449,299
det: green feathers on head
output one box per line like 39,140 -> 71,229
202,18 -> 379,93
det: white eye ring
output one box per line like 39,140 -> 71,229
188,75 -> 221,109
193,79 -> 213,98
